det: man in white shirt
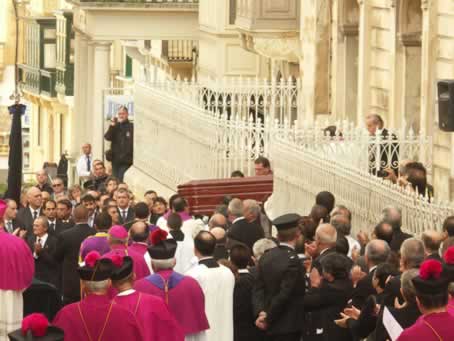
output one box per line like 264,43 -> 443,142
330,211 -> 360,259
76,143 -> 93,179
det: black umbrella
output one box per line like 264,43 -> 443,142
5,103 -> 26,203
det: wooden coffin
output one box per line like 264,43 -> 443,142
177,175 -> 273,216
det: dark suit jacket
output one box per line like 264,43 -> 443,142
375,303 -> 421,341
390,230 -> 413,252
304,277 -> 354,341
253,245 -> 305,336
28,234 -> 59,289
3,219 -> 23,233
47,219 -> 71,237
36,183 -> 53,195
312,247 -> 337,276
54,223 -> 95,304
117,207 -> 135,226
426,253 -> 442,262
228,218 -> 265,250
234,271 -> 265,341
351,268 -> 377,309
17,206 -> 42,233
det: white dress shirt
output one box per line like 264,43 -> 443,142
76,154 -> 93,177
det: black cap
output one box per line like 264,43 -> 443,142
78,258 -> 113,281
148,239 -> 178,260
110,256 -> 133,281
272,213 -> 301,231
8,326 -> 64,341
412,259 -> 448,295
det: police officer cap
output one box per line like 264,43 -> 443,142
272,213 -> 301,231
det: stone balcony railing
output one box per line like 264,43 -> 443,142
162,40 -> 196,62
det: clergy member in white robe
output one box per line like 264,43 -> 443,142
186,231 -> 234,341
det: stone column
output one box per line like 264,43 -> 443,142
356,0 -> 372,122
72,32 -> 88,157
88,41 -> 112,160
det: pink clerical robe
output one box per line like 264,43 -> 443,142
114,289 -> 184,341
397,312 -> 454,341
448,298 -> 454,316
53,294 -> 142,341
103,244 -> 150,280
0,230 -> 34,290
134,269 -> 209,336
128,242 -> 148,256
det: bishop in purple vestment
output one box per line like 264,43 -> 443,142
52,251 -> 143,341
103,225 -> 150,280
79,212 -> 112,260
397,259 -> 454,341
109,255 -> 184,341
134,229 -> 209,340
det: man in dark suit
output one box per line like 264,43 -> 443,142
351,239 -> 391,309
27,216 -> 59,289
56,199 -> 74,230
231,244 -> 264,341
54,204 -> 95,305
311,223 -> 338,276
228,199 -> 265,250
116,188 -> 134,226
17,187 -> 43,234
253,213 -> 305,341
42,199 -> 67,236
382,206 -> 412,252
2,199 -> 23,233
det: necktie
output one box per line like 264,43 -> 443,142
50,222 -> 55,231
33,210 -> 38,220
7,221 -> 13,233
37,238 -> 42,247
87,156 -> 91,172
122,210 -> 127,221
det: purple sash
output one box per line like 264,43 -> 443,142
146,271 -> 185,290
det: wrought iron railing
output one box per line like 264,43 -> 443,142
18,64 -> 57,97
162,40 -> 196,62
40,69 -> 57,97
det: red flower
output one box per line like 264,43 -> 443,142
444,246 -> 454,265
419,259 -> 443,280
22,313 -> 48,337
151,229 -> 168,246
85,251 -> 101,268
111,254 -> 124,268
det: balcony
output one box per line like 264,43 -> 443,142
18,64 -> 57,98
55,11 -> 74,97
69,0 -> 199,40
162,40 -> 196,63
235,0 -> 300,36
235,0 -> 301,62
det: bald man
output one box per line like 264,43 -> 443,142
35,169 -> 53,194
76,143 -> 93,178
209,213 -> 227,230
17,187 -> 43,233
422,230 -> 443,262
211,227 -> 229,261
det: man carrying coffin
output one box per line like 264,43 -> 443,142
0,200 -> 34,341
134,229 -> 209,341
52,251 -> 142,341
110,255 -> 184,341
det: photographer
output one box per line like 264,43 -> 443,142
104,106 -> 134,181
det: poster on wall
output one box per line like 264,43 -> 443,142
104,95 -> 134,121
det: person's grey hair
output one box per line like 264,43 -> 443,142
208,213 -> 227,229
381,206 -> 402,230
36,216 -> 49,230
400,238 -> 425,269
151,258 -> 175,271
365,239 -> 390,265
84,280 -> 110,293
315,224 -> 337,245
330,215 -> 352,236
401,269 -> 418,304
366,114 -> 384,127
243,199 -> 260,218
252,238 -> 277,260
228,198 -> 243,218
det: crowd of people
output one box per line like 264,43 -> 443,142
1,156 -> 454,341
0,111 -> 450,341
